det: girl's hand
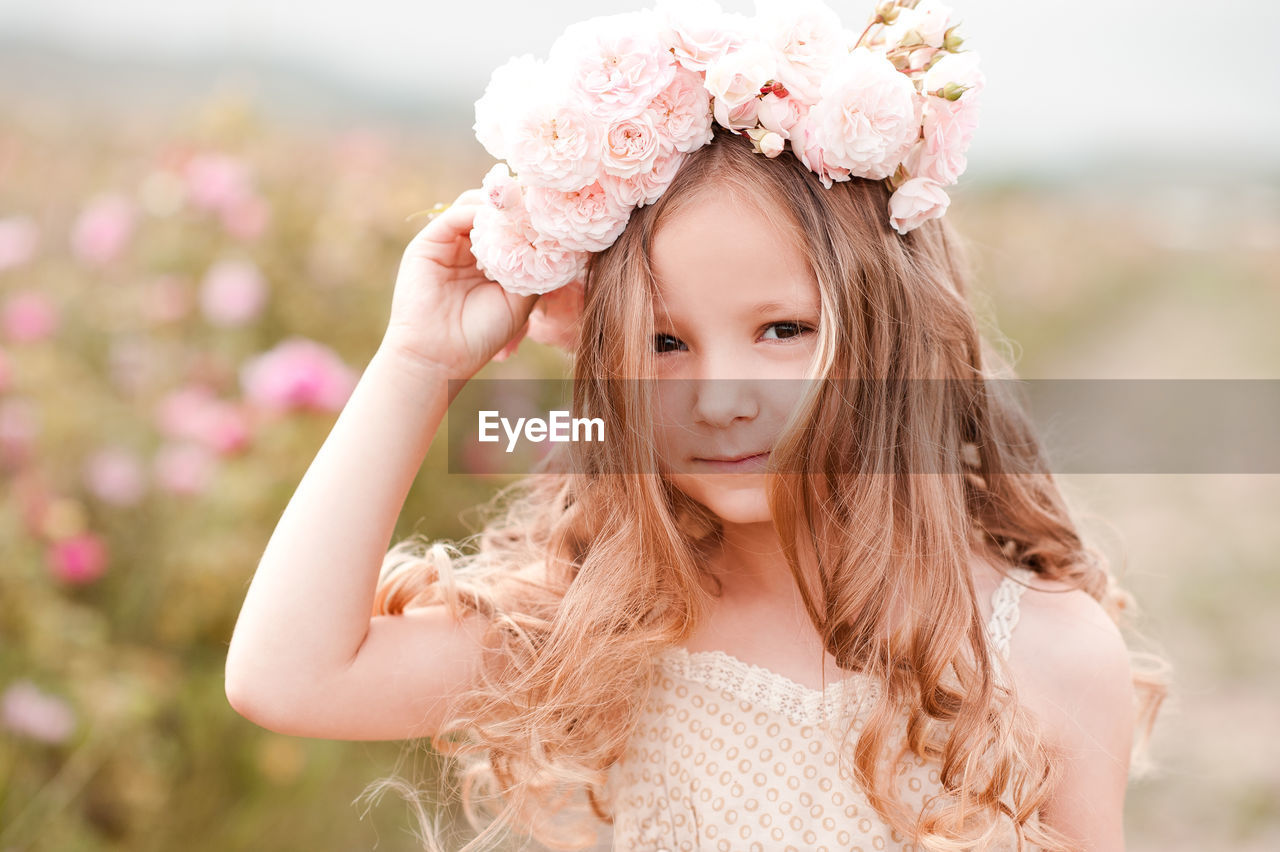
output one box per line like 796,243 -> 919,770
379,188 -> 540,381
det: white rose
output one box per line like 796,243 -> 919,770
753,0 -> 845,104
705,40 -> 777,112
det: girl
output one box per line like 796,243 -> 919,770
225,2 -> 1167,850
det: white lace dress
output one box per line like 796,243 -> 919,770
603,567 -> 1039,852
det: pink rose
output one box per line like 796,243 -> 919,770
481,163 -> 524,212
2,290 -> 59,343
907,52 -> 984,185
1,680 -> 77,744
470,201 -> 587,296
70,194 -> 136,266
808,48 -> 920,181
646,66 -> 714,154
526,181 -> 632,253
655,0 -> 748,73
199,258 -> 267,327
601,146 -> 687,209
889,177 -> 950,235
755,0 -> 845,104
550,10 -> 676,120
153,442 -> 217,496
47,533 -> 108,585
239,338 -> 358,414
83,446 -> 148,506
790,112 -> 851,188
506,92 -> 603,193
756,92 -> 807,140
0,215 -> 39,271
601,112 -> 662,179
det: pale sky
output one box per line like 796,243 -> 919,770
2,0 -> 1278,174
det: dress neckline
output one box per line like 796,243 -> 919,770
653,569 -> 1036,724
655,645 -> 878,725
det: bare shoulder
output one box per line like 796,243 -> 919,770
1003,569 -> 1136,756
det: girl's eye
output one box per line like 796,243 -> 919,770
653,333 -> 685,354
653,323 -> 815,353
762,321 -> 813,341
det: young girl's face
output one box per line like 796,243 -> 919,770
649,191 -> 820,527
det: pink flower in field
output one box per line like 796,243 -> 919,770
70,194 -> 136,266
10,470 -> 52,534
0,215 -> 39,271
143,275 -> 192,324
47,533 -> 108,585
199,258 -> 267,327
155,385 -> 251,454
526,181 -> 632,253
220,194 -> 270,241
2,290 -> 59,343
0,396 -> 39,468
153,441 -> 217,495
82,446 -> 148,506
889,177 -> 951,235
1,680 -> 77,744
239,338 -> 358,414
183,153 -> 252,213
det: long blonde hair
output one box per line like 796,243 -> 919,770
358,129 -> 1169,851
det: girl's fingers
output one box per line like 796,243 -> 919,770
406,189 -> 489,266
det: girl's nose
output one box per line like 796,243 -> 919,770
691,376 -> 760,428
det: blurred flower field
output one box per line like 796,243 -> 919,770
1,86 -> 1278,851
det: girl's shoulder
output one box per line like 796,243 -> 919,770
976,558 -> 1135,755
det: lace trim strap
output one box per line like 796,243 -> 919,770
985,566 -> 1037,661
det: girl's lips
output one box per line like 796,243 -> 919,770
693,452 -> 770,472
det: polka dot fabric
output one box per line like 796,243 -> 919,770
604,568 -> 1041,851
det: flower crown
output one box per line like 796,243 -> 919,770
469,0 -> 984,299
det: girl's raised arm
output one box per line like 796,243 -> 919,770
223,189 -> 539,740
